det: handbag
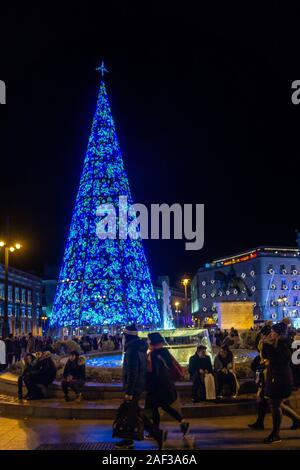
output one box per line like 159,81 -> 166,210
112,400 -> 144,441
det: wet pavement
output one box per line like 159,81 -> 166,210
0,413 -> 300,450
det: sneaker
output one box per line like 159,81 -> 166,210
115,439 -> 134,449
248,422 -> 264,430
263,434 -> 282,444
180,421 -> 190,437
65,395 -> 71,402
75,393 -> 82,403
157,430 -> 168,450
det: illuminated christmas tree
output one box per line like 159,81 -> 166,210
50,66 -> 160,328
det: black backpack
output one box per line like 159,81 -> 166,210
112,400 -> 144,441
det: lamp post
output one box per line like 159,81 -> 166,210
174,301 -> 180,328
181,278 -> 190,326
0,241 -> 22,338
41,315 -> 48,335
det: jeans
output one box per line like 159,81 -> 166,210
192,373 -> 206,401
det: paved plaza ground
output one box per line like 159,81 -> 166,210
0,413 -> 300,450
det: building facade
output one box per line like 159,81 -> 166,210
191,247 -> 300,328
0,263 -> 43,336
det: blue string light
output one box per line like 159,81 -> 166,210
50,80 -> 161,328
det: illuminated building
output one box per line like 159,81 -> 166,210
191,246 -> 300,327
0,263 -> 43,336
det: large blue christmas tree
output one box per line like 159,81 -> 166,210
50,71 -> 160,328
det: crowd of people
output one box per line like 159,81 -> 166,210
1,319 -> 300,448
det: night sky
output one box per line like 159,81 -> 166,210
0,4 -> 300,286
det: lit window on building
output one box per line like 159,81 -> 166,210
291,265 -> 298,275
0,283 -> 4,299
280,264 -> 287,274
15,287 -> 20,302
21,289 -> 26,303
8,285 -> 13,301
268,265 -> 274,274
28,290 -> 32,304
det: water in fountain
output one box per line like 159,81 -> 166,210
162,280 -> 175,330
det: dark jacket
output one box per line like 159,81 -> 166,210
188,354 -> 213,378
123,338 -> 147,397
5,338 -> 14,354
30,354 -> 57,386
262,338 -> 293,399
63,357 -> 86,381
147,347 -> 177,406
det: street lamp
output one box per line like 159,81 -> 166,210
0,241 -> 22,338
181,278 -> 190,326
41,315 -> 48,334
174,301 -> 180,328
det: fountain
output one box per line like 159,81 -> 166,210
162,280 -> 175,330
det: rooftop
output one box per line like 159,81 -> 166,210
202,246 -> 300,270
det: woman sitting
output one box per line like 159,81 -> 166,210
214,345 -> 238,398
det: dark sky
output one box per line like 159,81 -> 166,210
0,4 -> 300,286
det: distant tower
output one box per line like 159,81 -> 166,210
50,69 -> 160,329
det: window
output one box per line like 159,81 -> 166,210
0,283 -> 4,299
280,264 -> 287,274
28,290 -> 32,304
21,289 -> 26,303
8,285 -> 12,301
15,287 -> 20,302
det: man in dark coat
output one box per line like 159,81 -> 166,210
115,325 -> 166,450
61,350 -> 86,402
189,345 -> 213,402
27,351 -> 56,399
262,322 -> 300,443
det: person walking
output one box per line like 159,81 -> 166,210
61,350 -> 86,402
261,322 -> 300,443
248,324 -> 271,430
146,332 -> 190,435
115,325 -> 167,450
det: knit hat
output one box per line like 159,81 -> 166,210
282,317 -> 292,326
123,325 -> 139,336
148,332 -> 166,345
272,322 -> 288,336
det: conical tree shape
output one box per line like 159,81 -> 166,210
51,80 -> 161,328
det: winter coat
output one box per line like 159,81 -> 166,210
123,338 -> 148,397
147,347 -> 177,406
188,354 -> 213,378
30,353 -> 57,385
5,338 -> 14,354
262,338 -> 293,400
63,357 -> 86,381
